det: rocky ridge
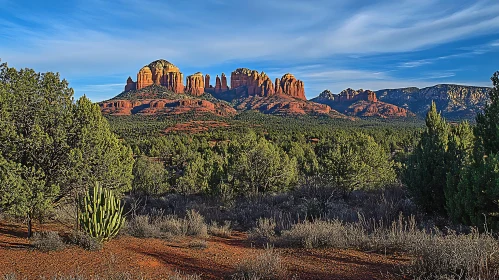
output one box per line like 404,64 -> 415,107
375,84 -> 491,119
312,89 -> 413,118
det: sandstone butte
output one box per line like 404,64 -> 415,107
105,59 -> 338,117
311,89 -> 413,118
123,61 -> 307,101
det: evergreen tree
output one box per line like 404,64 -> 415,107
404,101 -> 450,215
132,156 -> 169,195
445,122 -> 474,222
456,72 -> 499,229
0,63 -> 133,236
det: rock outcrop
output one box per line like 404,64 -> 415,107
136,59 -> 184,93
311,89 -> 412,118
125,77 -> 136,92
215,75 -> 222,93
100,98 -> 236,116
221,73 -> 229,92
205,74 -> 211,88
230,68 -> 275,97
185,72 -> 205,96
278,74 -> 306,100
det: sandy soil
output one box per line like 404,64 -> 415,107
0,221 -> 409,279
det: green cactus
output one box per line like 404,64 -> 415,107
79,182 -> 125,242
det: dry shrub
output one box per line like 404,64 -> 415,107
188,239 -> 208,250
404,229 -> 499,280
208,221 -> 232,238
232,247 -> 286,280
248,218 -> 276,244
185,209 -> 208,238
30,231 -> 66,252
68,231 -> 102,251
126,210 -> 207,239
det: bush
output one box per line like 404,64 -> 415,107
208,221 -> 232,238
248,218 -> 276,244
188,239 -> 208,250
126,215 -> 161,238
30,231 -> 66,252
185,210 -> 208,238
68,231 -> 103,251
126,210 -> 208,239
232,247 -> 286,280
404,229 -> 499,280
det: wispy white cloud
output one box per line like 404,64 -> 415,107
0,0 -> 497,100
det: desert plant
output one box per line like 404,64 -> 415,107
68,231 -> 103,251
185,209 -> 208,238
188,239 -> 208,250
248,218 -> 276,244
126,215 -> 161,238
167,271 -> 201,280
232,246 -> 286,280
208,221 -> 232,238
30,231 -> 66,252
79,182 -> 125,242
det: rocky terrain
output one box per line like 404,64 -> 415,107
101,59 -> 491,120
376,84 -> 491,120
101,60 -> 341,117
312,89 -> 413,118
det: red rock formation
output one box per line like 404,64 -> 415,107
278,74 -> 306,100
221,73 -> 229,92
275,78 -> 283,95
230,68 -> 275,97
205,74 -> 211,88
125,76 -> 136,92
336,88 -> 377,102
136,59 -> 184,93
185,72 -> 205,96
215,75 -> 222,93
100,98 -> 236,116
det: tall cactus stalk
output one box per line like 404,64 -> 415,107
79,182 -> 125,242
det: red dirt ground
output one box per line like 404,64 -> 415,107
0,221 -> 410,279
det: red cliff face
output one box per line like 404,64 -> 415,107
125,76 -> 136,92
136,60 -> 184,93
185,72 -> 205,96
221,73 -> 229,92
336,88 -> 378,103
230,68 -> 275,97
100,98 -> 236,116
215,75 -> 222,93
278,73 -> 306,100
205,74 -> 211,89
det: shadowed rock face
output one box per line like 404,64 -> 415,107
185,72 -> 205,96
312,89 -> 413,118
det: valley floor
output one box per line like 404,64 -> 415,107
0,222 -> 409,280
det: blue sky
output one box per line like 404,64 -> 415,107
1,0 -> 498,101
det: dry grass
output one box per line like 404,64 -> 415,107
208,221 -> 232,238
231,246 -> 286,280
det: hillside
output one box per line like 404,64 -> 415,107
375,84 -> 491,120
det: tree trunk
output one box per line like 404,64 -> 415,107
27,213 -> 32,238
